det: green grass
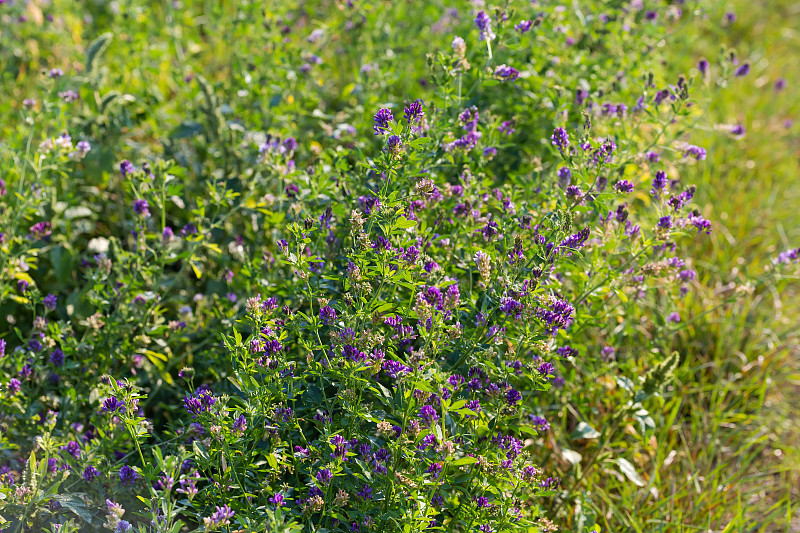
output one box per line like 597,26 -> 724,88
565,0 -> 800,529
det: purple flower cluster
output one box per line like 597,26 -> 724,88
534,297 -> 575,335
183,389 -> 216,417
445,106 -> 482,152
494,64 -> 520,82
373,108 -> 393,135
403,99 -> 424,125
551,127 -> 569,152
475,11 -> 495,41
319,305 -> 337,325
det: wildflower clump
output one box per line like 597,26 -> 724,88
0,1 -> 793,532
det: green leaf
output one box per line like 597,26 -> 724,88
190,262 -> 202,279
50,246 -> 73,285
637,351 -> 680,402
394,217 -> 417,229
303,385 -> 323,404
193,441 -> 210,463
570,422 -> 601,440
451,456 -> 478,466
170,121 -> 205,140
85,32 -> 113,76
408,137 -> 431,148
53,494 -> 93,524
633,408 -> 656,435
142,349 -> 168,363
448,399 -> 466,411
616,458 -> 645,487
562,449 -> 582,465
267,453 -> 279,470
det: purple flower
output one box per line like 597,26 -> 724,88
494,64 -> 519,82
183,390 -> 216,416
475,11 -> 495,41
418,434 -> 438,451
61,441 -> 80,459
654,89 -> 671,105
775,78 -> 787,92
537,362 -> 555,377
539,477 -> 560,490
614,180 -> 634,193
118,465 -> 137,486
319,305 -> 336,325
667,312 -> 681,323
358,195 -> 381,215
7,378 -> 21,396
559,227 -> 590,254
735,63 -> 750,77
403,100 -> 424,125
357,484 -> 373,500
682,144 -> 706,160
658,216 -> 673,229
373,108 -> 394,135
120,160 -> 135,177
500,297 -> 524,319
50,348 -> 64,366
133,199 -> 150,218
687,214 -> 712,234
44,293 -> 57,310
207,505 -> 234,526
101,396 -> 125,413
399,245 -> 419,264
557,166 -> 571,187
557,345 -> 578,358
233,414 -> 247,435
419,405 -> 439,426
651,170 -> 668,196
385,134 -> 403,154
499,121 -> 515,135
534,297 -> 574,335
515,19 -> 532,33
426,462 -> 443,478
30,221 -> 52,240
269,492 -> 285,508
316,468 -> 333,486
83,465 -> 100,481
506,388 -> 522,405
698,58 -> 709,75
530,415 -> 550,431
59,90 -> 79,103
551,127 -> 569,152
774,247 -> 800,265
